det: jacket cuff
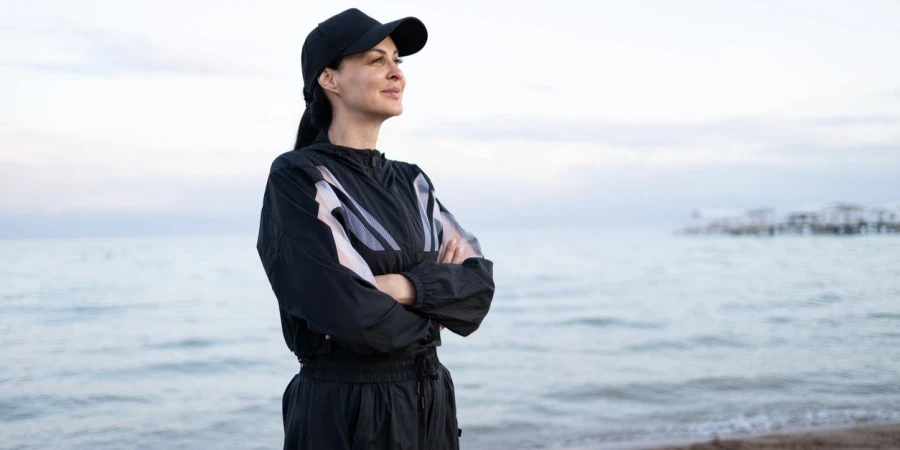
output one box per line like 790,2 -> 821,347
400,271 -> 427,311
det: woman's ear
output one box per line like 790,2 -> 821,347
318,69 -> 339,96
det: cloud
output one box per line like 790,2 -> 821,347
407,114 -> 900,170
413,115 -> 900,147
0,159 -> 265,216
0,23 -> 251,76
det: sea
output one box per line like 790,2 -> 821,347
2,227 -> 899,449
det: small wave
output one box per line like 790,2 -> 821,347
720,299 -> 794,311
232,403 -> 273,416
559,316 -> 664,329
625,334 -> 750,352
80,345 -> 132,355
0,398 -> 39,422
550,384 -> 675,405
566,408 -> 900,449
810,381 -> 900,396
139,358 -> 269,375
501,342 -> 554,352
548,374 -> 806,405
486,303 -> 529,314
460,420 -> 538,434
724,292 -> 846,312
18,302 -> 157,321
655,408 -> 900,439
146,338 -> 218,349
0,394 -> 149,421
62,425 -> 131,440
69,305 -> 123,314
1,304 -> 124,316
690,374 -> 804,393
83,394 -> 150,404
868,312 -> 900,320
530,274 -> 567,283
517,286 -> 596,300
764,316 -> 793,324
800,292 -> 844,307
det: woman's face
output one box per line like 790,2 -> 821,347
324,36 -> 406,120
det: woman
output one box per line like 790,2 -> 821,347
255,8 -> 495,450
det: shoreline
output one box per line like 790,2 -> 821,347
567,422 -> 900,450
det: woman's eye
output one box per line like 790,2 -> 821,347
372,56 -> 402,65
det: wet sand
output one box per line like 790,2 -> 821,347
566,423 -> 900,450
648,422 -> 900,450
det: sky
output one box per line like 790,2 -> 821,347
2,0 -> 899,237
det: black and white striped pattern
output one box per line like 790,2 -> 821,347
314,165 -> 483,258
414,174 -> 484,257
414,174 -> 440,252
312,180 -> 377,284
317,166 -> 402,252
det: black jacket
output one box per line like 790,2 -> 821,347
256,133 -> 495,360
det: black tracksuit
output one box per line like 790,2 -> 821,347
256,132 -> 495,449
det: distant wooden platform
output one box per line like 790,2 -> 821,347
678,202 -> 900,236
677,221 -> 900,236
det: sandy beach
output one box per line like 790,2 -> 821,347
565,423 -> 900,450
646,423 -> 900,450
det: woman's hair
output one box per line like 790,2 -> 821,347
294,57 -> 344,150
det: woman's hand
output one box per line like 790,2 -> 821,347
374,274 -> 416,306
438,239 -> 468,264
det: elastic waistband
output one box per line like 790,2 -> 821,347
299,347 -> 438,383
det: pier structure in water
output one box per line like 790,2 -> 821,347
677,202 -> 900,236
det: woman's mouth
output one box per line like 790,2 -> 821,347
381,89 -> 401,99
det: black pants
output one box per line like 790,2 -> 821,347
282,347 -> 460,450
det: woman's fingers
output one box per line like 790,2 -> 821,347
440,242 -> 451,263
441,239 -> 457,263
438,239 -> 470,264
452,242 -> 467,264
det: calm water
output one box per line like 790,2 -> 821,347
2,228 -> 899,449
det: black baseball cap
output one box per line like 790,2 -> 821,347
301,8 -> 428,101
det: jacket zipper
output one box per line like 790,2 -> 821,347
361,151 -> 420,253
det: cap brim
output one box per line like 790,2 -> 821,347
340,17 -> 428,58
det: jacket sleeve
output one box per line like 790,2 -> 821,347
257,162 -> 440,355
400,171 -> 495,337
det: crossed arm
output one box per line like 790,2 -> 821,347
258,164 -> 494,354
320,239 -> 475,339
375,238 -> 473,307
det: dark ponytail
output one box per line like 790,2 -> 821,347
293,57 -> 344,150
294,108 -> 316,150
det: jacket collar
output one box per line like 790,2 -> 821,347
309,131 -> 386,169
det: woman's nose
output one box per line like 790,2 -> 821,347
388,62 -> 404,81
